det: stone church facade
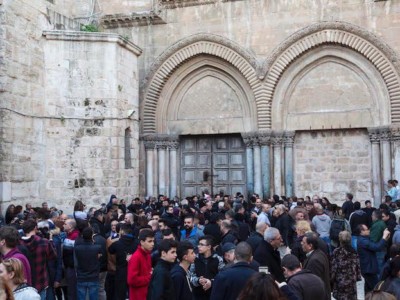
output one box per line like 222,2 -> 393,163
1,0 -> 400,210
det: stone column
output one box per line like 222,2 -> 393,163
242,133 -> 254,197
369,128 -> 382,206
253,140 -> 262,198
143,137 -> 156,197
380,127 -> 391,187
157,141 -> 167,196
284,131 -> 295,197
391,127 -> 400,182
169,139 -> 179,199
272,133 -> 283,196
259,131 -> 271,199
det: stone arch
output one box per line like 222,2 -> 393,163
272,46 -> 390,130
141,33 -> 266,134
263,21 -> 400,126
157,56 -> 258,134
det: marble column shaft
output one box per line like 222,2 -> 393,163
253,143 -> 262,197
284,132 -> 295,197
157,144 -> 167,196
169,142 -> 178,199
145,145 -> 155,197
272,135 -> 283,196
245,147 -> 254,196
380,129 -> 391,186
369,129 -> 382,206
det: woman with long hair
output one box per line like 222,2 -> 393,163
331,231 -> 361,300
0,276 -> 14,300
73,200 -> 87,220
291,220 -> 311,263
5,205 -> 15,225
0,258 -> 40,299
238,272 -> 289,300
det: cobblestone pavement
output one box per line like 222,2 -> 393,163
332,279 -> 365,300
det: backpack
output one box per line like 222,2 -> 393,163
329,218 -> 345,242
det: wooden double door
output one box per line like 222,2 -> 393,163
180,135 -> 247,197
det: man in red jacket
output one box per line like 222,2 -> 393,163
127,229 -> 154,300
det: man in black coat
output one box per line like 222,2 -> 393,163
108,224 -> 138,300
147,239 -> 178,300
342,193 -> 354,220
210,242 -> 257,300
171,241 -> 195,300
282,254 -> 326,300
253,227 -> 285,282
246,222 -> 268,253
302,232 -> 331,300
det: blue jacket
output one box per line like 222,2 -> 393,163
210,262 -> 256,300
357,235 -> 386,275
180,226 -> 204,248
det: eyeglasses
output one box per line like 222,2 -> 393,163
198,243 -> 209,247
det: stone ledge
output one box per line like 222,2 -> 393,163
101,12 -> 166,28
42,30 -> 142,56
160,0 -> 216,8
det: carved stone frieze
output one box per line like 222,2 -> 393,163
142,134 -> 179,150
159,0 -> 216,9
101,12 -> 166,28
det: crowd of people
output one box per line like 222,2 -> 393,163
0,185 -> 400,300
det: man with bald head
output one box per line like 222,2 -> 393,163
210,242 -> 256,300
246,222 -> 268,253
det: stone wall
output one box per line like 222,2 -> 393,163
126,0 -> 400,84
294,129 -> 372,204
0,0 -> 142,212
0,0 -> 52,210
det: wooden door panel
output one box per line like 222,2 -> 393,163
181,135 -> 246,197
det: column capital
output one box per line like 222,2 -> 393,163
390,126 -> 400,142
271,131 -> 284,147
368,128 -> 381,144
241,132 -> 258,148
258,130 -> 272,146
368,127 -> 391,143
283,131 -> 295,147
142,134 -> 158,149
142,134 -> 180,150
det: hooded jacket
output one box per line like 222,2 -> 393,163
147,259 -> 176,300
349,210 -> 370,235
392,224 -> 400,244
312,214 -> 332,238
171,264 -> 193,300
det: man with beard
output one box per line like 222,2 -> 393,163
180,215 -> 204,249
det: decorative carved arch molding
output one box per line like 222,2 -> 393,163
141,34 -> 266,134
158,56 -> 258,134
263,21 -> 400,127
